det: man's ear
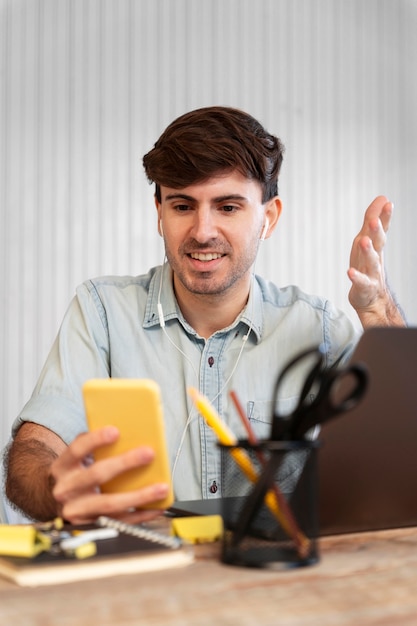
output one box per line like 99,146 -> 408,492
262,197 -> 283,239
154,196 -> 163,237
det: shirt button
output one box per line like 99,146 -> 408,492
209,480 -> 218,494
208,356 -> 214,367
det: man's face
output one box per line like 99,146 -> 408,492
155,171 -> 280,301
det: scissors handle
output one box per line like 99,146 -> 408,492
329,363 -> 368,411
270,346 -> 325,441
289,363 -> 368,439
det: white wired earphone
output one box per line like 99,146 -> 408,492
260,216 -> 269,241
157,217 -> 269,483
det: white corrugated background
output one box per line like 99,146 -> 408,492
1,0 -> 416,450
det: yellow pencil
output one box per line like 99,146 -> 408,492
187,387 -> 310,556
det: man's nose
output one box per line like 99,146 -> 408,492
190,209 -> 218,242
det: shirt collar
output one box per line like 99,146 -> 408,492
144,264 -> 264,342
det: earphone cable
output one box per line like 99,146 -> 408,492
157,241 -> 261,486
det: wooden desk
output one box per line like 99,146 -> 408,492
0,526 -> 417,625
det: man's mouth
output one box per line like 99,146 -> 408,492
189,252 -> 224,261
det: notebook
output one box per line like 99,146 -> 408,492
0,518 -> 193,587
169,327 -> 417,536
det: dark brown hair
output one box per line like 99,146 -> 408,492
142,106 -> 285,203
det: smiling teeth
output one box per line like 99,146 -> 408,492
190,253 -> 222,261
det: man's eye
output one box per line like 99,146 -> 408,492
221,205 -> 237,212
175,204 -> 191,211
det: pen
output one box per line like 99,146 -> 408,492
229,390 -> 310,558
187,387 -> 308,552
60,527 -> 119,551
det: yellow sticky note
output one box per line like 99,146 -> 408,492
171,515 -> 223,544
73,541 -> 97,560
0,524 -> 51,558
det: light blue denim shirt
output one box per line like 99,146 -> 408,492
14,264 -> 359,501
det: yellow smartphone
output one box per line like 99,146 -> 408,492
82,378 -> 173,510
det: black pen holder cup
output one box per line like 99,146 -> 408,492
219,439 -> 320,569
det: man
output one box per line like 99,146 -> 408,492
4,106 -> 405,524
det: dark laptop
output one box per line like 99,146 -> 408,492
169,328 -> 417,535
318,326 -> 417,534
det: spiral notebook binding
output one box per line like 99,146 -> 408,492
97,516 -> 182,550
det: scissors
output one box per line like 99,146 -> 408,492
270,344 -> 368,441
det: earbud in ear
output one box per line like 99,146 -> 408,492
260,217 -> 270,241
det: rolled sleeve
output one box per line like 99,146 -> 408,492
12,283 -> 111,443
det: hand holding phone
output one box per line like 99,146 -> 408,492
82,378 -> 173,510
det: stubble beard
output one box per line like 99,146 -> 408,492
165,240 -> 259,297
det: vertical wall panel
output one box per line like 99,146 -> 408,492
1,0 -> 416,451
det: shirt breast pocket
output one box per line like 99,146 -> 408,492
247,397 -> 300,440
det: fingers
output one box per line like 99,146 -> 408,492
360,196 -> 393,251
349,235 -> 382,285
362,195 -> 392,227
373,199 -> 393,234
358,235 -> 383,272
49,427 -> 170,524
60,483 -> 170,524
348,235 -> 385,309
53,426 -> 120,474
52,444 -> 156,503
347,265 -> 375,308
347,196 -> 394,315
350,195 -> 394,274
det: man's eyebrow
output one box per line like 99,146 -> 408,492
213,194 -> 248,203
164,193 -> 195,202
164,193 -> 249,203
